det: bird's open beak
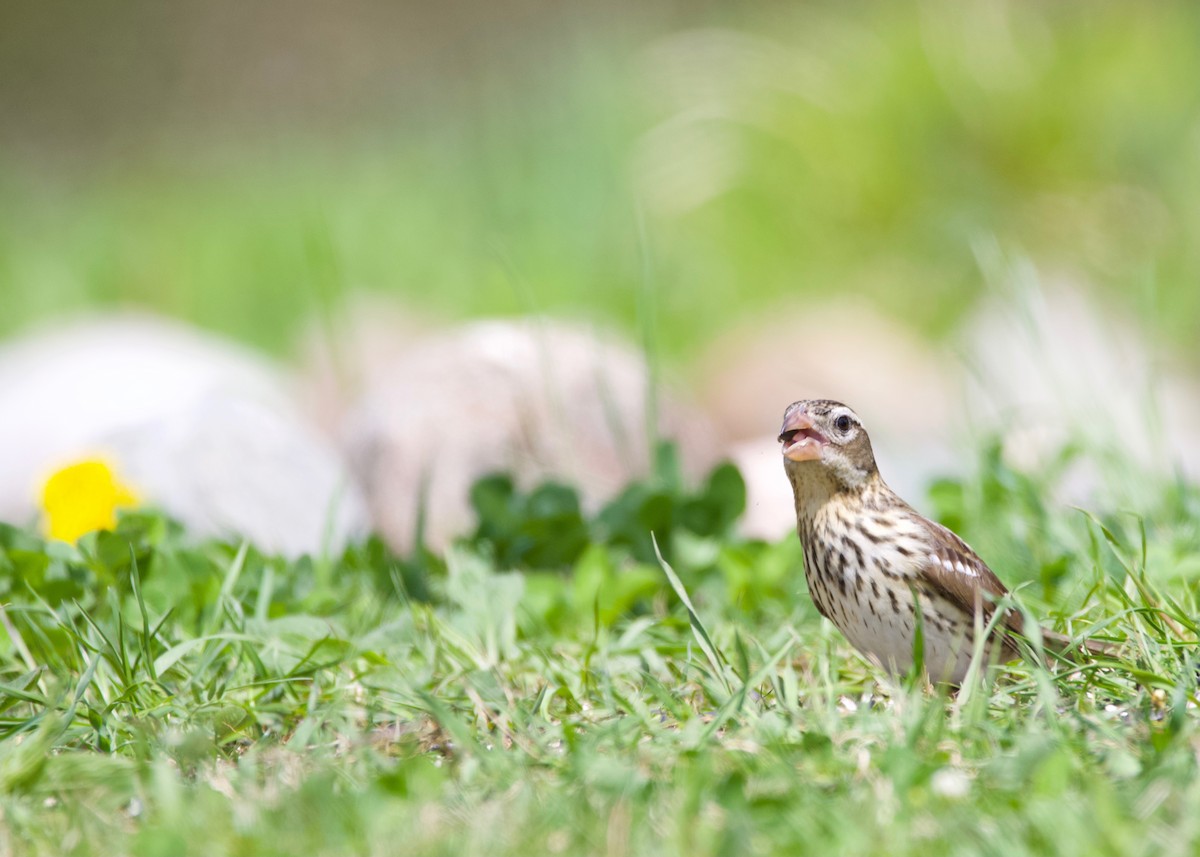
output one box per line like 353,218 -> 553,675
778,408 -> 826,462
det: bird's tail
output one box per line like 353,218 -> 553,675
1031,627 -> 1120,660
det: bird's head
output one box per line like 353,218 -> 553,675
778,399 -> 878,492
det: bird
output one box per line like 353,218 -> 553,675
778,398 -> 1114,684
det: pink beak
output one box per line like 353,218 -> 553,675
778,407 -> 826,462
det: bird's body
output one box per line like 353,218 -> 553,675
780,398 -> 1102,684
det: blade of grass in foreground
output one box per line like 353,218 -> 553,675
652,532 -> 730,696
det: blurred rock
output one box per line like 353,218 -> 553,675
296,294 -> 439,438
337,317 -> 722,552
960,279 -> 1200,500
696,298 -> 957,539
725,437 -> 794,542
0,314 -> 368,555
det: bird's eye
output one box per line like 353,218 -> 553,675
834,415 -> 853,433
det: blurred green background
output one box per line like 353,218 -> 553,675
2,0 -> 1199,365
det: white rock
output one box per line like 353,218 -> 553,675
959,276 -> 1200,503
0,313 -> 368,556
295,294 -> 437,438
339,317 -> 721,552
726,437 -> 795,541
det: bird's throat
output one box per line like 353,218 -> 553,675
787,467 -> 887,530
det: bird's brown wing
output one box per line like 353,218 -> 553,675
914,516 -> 1024,636
916,516 -> 1115,659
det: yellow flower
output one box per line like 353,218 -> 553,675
40,459 -> 139,543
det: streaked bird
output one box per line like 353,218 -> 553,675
779,399 -> 1113,684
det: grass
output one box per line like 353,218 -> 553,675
0,443 -> 1196,856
